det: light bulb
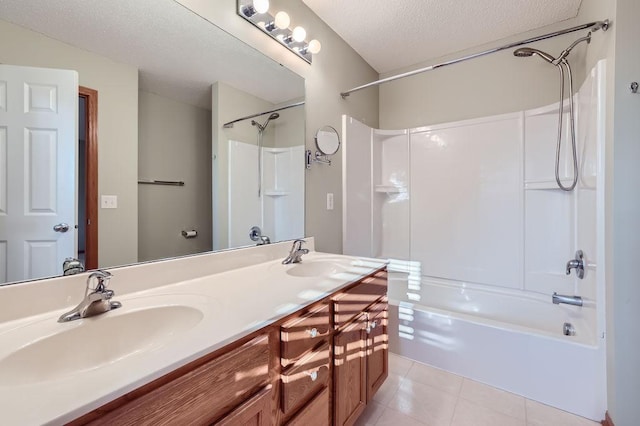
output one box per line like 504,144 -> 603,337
252,0 -> 269,14
308,39 -> 322,54
292,26 -> 306,42
274,11 -> 290,29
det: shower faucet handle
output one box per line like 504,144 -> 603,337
566,250 -> 585,279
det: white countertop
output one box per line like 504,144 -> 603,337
0,248 -> 386,425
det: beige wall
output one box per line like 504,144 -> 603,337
378,20 -> 593,129
0,19 -> 139,268
270,99 -> 305,149
178,0 -> 380,254
138,90 -> 212,261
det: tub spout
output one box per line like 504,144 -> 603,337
552,292 -> 583,307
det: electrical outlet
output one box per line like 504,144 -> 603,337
327,193 -> 334,210
101,195 -> 118,209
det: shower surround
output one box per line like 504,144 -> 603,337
342,60 -> 607,420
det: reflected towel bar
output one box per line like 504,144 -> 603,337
138,179 -> 185,186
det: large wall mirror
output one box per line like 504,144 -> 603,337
0,0 -> 305,286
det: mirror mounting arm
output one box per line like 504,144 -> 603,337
306,150 -> 332,169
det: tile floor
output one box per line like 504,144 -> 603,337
356,353 -> 600,426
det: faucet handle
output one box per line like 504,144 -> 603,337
87,270 -> 113,292
293,239 -> 306,249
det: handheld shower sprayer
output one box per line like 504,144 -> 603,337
513,48 -> 556,63
251,112 -> 280,132
512,33 -> 592,191
251,112 -> 280,197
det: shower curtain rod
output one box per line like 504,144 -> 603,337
223,101 -> 305,128
340,19 -> 610,98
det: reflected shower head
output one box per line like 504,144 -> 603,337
252,112 -> 280,132
513,48 -> 556,64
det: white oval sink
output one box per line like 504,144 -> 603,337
0,303 -> 204,386
285,260 -> 349,278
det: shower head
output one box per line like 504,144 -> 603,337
252,112 -> 280,132
556,33 -> 592,62
513,48 -> 556,64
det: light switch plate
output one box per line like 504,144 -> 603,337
327,193 -> 334,210
101,195 -> 118,209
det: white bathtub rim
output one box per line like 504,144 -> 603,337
389,297 -> 600,349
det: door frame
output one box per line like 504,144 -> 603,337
79,86 -> 98,270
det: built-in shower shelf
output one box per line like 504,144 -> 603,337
264,148 -> 291,154
264,190 -> 290,197
524,180 -> 574,190
375,185 -> 407,194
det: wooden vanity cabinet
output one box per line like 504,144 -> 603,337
333,312 -> 368,425
333,271 -> 389,426
216,386 -> 273,426
285,387 -> 330,426
68,267 -> 388,426
77,334 -> 272,426
365,299 -> 389,402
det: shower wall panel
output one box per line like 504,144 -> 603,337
262,145 -> 304,242
342,116 -> 373,257
228,140 -> 260,247
409,115 -> 523,289
228,142 -> 304,247
372,129 -> 409,259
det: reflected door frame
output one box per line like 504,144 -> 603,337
79,86 -> 98,270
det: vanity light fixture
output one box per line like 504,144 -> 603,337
274,11 -> 290,29
237,0 -> 321,64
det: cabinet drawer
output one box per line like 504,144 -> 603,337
215,386 -> 272,426
367,297 -> 388,323
281,343 -> 330,415
88,334 -> 270,426
334,269 -> 387,328
285,387 -> 330,426
281,302 -> 330,367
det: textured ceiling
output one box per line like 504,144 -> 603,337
302,0 -> 582,73
0,0 -> 304,108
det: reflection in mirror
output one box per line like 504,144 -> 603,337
315,126 -> 341,155
0,0 -> 305,286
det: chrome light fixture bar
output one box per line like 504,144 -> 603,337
237,0 -> 319,64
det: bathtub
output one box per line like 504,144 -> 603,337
387,272 -> 606,421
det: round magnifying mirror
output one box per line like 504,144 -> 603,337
315,126 -> 340,155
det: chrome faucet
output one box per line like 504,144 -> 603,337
58,270 -> 122,323
62,257 -> 85,276
249,226 -> 271,246
552,292 -> 583,307
566,250 -> 585,279
282,239 -> 309,264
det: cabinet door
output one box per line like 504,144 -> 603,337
286,387 -> 330,426
216,386 -> 272,426
366,304 -> 388,402
333,313 -> 367,426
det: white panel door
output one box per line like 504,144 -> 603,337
0,65 -> 78,284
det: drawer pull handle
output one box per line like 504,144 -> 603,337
371,320 -> 377,329
308,328 -> 319,338
308,371 -> 318,382
366,320 -> 378,334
